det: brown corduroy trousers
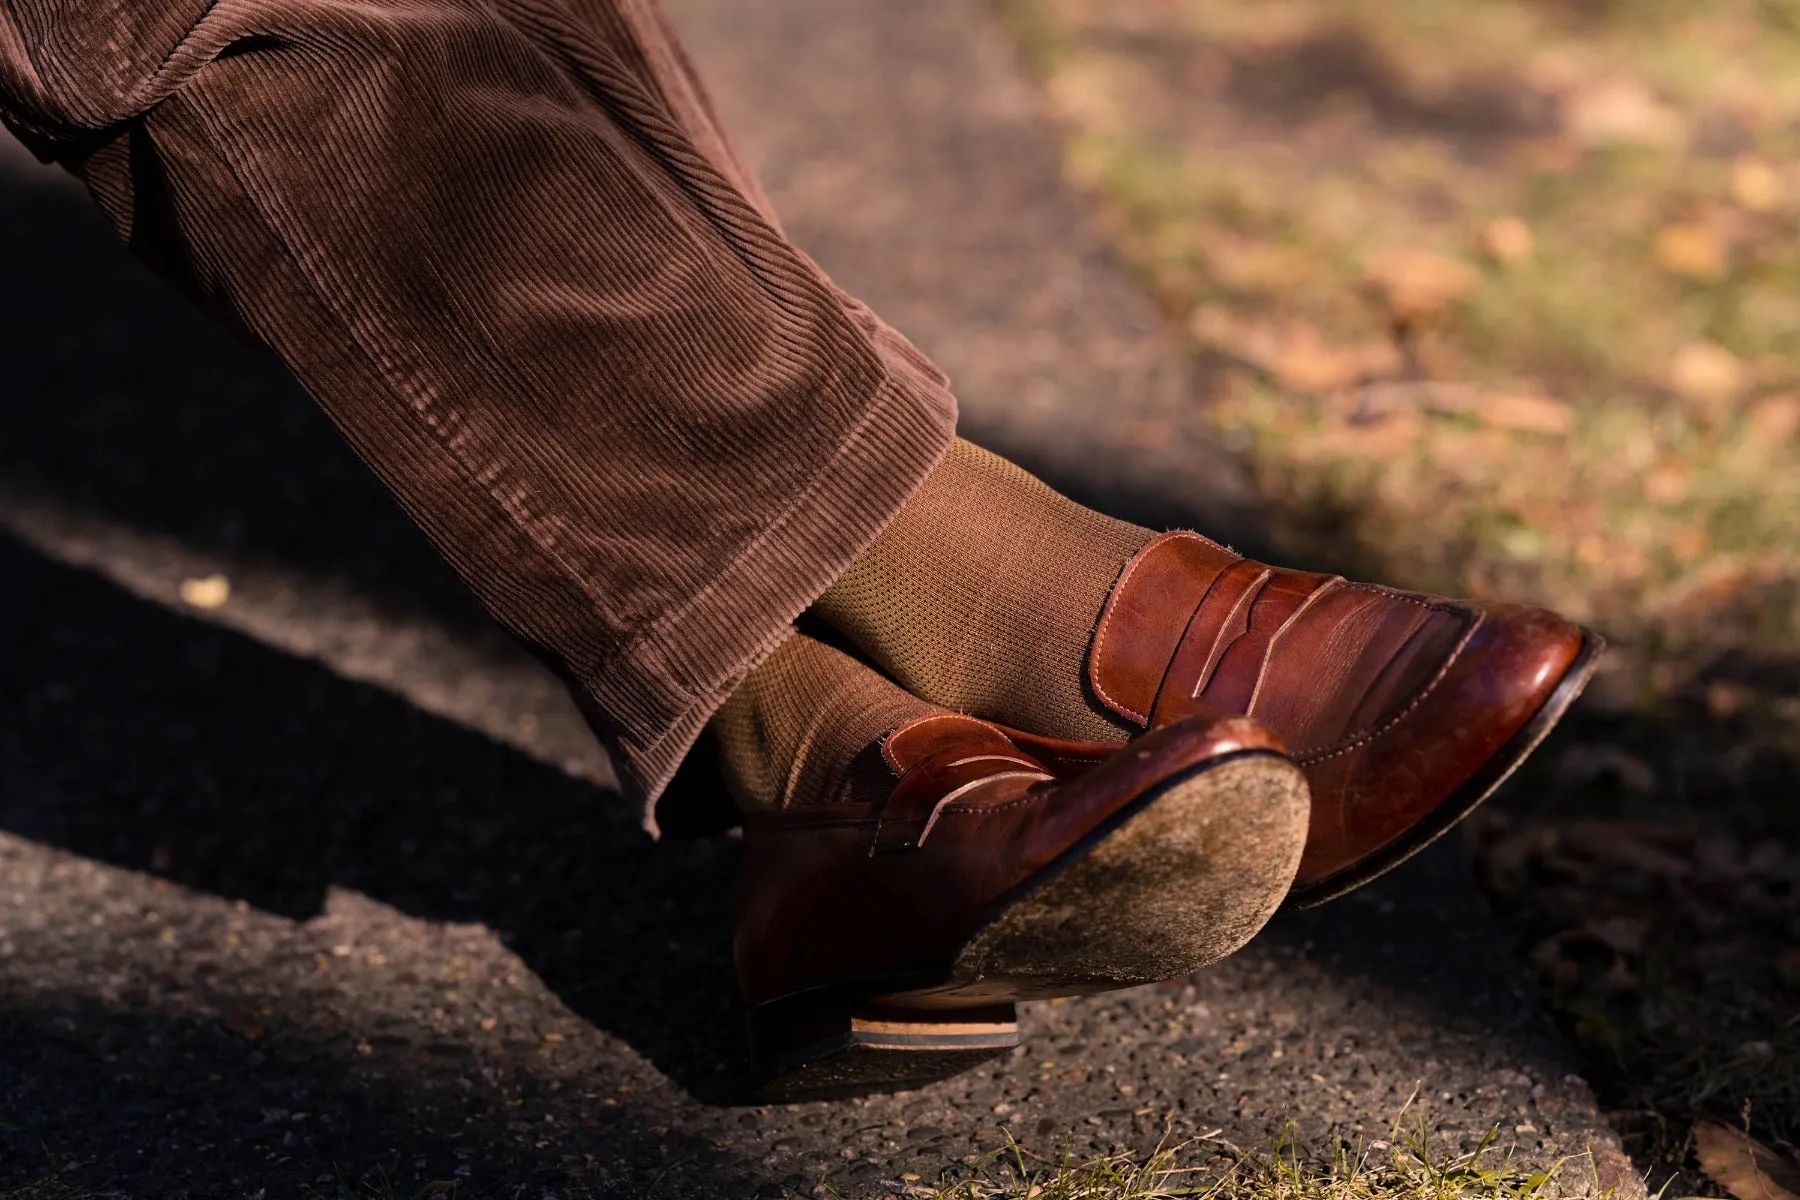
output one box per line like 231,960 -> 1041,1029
0,0 -> 959,819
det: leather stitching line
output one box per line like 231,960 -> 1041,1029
1338,580 -> 1466,616
939,783 -> 1064,816
1293,611 -> 1485,764
880,711 -> 985,772
1090,531 -> 1235,725
1088,535 -> 1174,723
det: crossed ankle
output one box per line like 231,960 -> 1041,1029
810,438 -> 1151,743
710,630 -> 935,814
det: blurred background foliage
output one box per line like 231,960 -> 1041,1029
1005,0 -> 1800,700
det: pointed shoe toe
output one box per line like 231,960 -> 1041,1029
1284,603 -> 1601,905
1062,532 -> 1604,906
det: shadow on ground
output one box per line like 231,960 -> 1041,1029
0,154 -> 490,641
0,534 -> 741,1092
0,534 -> 778,1191
2,527 -> 1608,1195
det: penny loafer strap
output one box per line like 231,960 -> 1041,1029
871,714 -> 1051,855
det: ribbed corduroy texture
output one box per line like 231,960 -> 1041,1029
0,0 -> 957,821
814,438 -> 1155,744
709,630 -> 933,813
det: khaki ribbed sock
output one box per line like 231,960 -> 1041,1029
710,630 -> 937,813
811,438 -> 1154,744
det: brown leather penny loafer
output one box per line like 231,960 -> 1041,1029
1003,531 -> 1604,908
737,710 -> 1308,1101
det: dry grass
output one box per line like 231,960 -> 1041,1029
899,1114 -> 1590,1200
0,1127 -> 1580,1200
1003,0 -> 1800,694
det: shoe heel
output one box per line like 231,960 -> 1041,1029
748,998 -> 1020,1102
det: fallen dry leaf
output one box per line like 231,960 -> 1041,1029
1481,391 -> 1574,435
1342,380 -> 1481,421
178,573 -> 232,610
1555,745 -> 1658,795
1694,1122 -> 1800,1200
1504,136 -> 1583,174
1364,250 -> 1479,323
1705,680 -> 1755,719
1731,156 -> 1784,214
1557,820 -> 1694,878
1667,524 -> 1710,561
1670,340 -> 1747,413
1659,556 -> 1780,616
1426,428 -> 1512,475
1747,394 -> 1800,445
1575,535 -> 1649,580
1530,934 -> 1583,991
1043,60 -> 1131,133
1644,463 -> 1688,503
1271,331 -> 1402,392
1563,79 -> 1687,147
1653,223 -> 1727,280
1587,915 -> 1648,955
1479,825 -> 1553,883
1313,413 -> 1426,458
1203,235 -> 1316,296
1191,308 -> 1401,391
1344,381 -> 1571,435
1482,216 -> 1534,264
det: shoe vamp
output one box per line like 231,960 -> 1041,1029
1249,585 -> 1470,755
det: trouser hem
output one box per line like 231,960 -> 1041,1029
585,366 -> 956,831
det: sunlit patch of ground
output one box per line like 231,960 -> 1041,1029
1005,0 -> 1800,686
910,1116 -> 1603,1200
